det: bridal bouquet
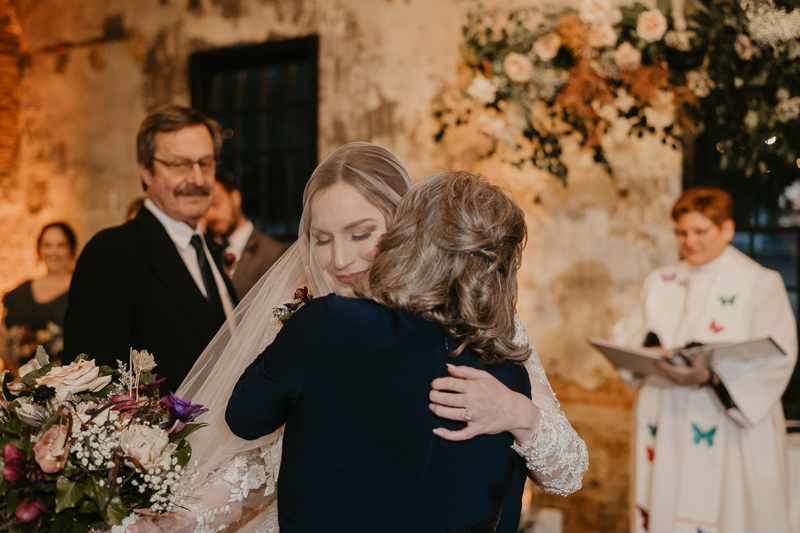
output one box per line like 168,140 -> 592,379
0,347 -> 206,532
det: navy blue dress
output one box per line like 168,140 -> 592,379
226,295 -> 531,533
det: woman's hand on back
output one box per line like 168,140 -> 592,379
429,364 -> 541,444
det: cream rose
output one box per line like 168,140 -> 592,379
75,401 -> 120,427
579,0 -> 614,25
119,425 -> 176,470
475,114 -> 507,140
614,42 -> 642,71
503,53 -> 533,83
15,400 -> 45,428
18,352 -> 49,378
637,9 -> 668,43
588,25 -> 618,48
466,74 -> 497,105
534,32 -> 562,62
734,33 -> 760,60
36,359 -> 113,401
686,69 -> 714,98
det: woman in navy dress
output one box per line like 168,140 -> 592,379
226,171 -> 532,532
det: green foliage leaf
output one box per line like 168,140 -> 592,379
56,479 -> 84,514
21,362 -> 57,388
36,345 -> 49,367
171,422 -> 207,442
102,496 -> 126,526
657,0 -> 672,19
82,477 -> 103,509
175,441 -> 192,468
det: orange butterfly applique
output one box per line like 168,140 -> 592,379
709,320 -> 724,334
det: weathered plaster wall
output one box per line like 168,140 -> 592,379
0,0 -> 684,530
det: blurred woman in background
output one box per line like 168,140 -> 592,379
1,222 -> 77,374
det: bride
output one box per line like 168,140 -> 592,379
128,142 -> 588,533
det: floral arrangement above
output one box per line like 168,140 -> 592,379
0,347 -> 207,532
2,323 -> 64,365
435,0 -> 800,184
272,287 -> 313,323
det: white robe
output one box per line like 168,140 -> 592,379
614,245 -> 797,533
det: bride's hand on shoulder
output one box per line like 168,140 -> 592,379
429,364 -> 540,444
124,509 -> 196,533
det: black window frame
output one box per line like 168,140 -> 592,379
189,35 -> 319,242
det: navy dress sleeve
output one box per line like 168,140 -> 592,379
225,296 -> 327,440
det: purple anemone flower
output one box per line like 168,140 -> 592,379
161,393 -> 208,423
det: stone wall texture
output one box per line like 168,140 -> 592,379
0,1 -> 683,531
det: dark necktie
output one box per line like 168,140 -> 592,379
190,235 -> 226,325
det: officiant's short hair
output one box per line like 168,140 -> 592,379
671,187 -> 733,227
136,104 -> 223,174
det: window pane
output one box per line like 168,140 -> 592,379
752,232 -> 797,287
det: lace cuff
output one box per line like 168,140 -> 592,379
511,409 -> 588,496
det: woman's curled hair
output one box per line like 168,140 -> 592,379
353,170 -> 530,366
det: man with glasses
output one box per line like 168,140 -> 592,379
64,104 -> 238,393
613,187 -> 797,533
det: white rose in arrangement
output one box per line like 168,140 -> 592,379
734,33 -> 760,60
579,0 -> 615,25
637,9 -> 668,43
15,400 -> 45,428
75,401 -> 120,427
534,32 -> 562,62
588,25 -> 618,48
614,42 -> 642,71
467,74 -> 498,104
36,359 -> 113,401
686,69 -> 715,98
503,53 -> 534,83
777,96 -> 800,120
475,114 -> 508,140
119,425 -> 176,470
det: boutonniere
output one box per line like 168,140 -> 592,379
222,252 -> 237,275
273,287 -> 313,323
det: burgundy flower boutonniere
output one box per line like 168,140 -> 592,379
273,287 -> 313,323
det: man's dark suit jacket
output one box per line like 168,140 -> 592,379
64,207 -> 238,393
227,295 -> 531,533
230,228 -> 289,298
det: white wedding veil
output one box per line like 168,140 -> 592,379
176,142 -> 412,485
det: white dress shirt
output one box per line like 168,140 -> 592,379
144,199 -> 234,317
226,219 -> 255,261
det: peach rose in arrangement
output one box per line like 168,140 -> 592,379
36,359 -> 113,401
579,0 -> 621,26
534,32 -> 562,62
467,74 -> 497,104
503,53 -> 534,83
33,424 -> 69,473
120,425 -> 176,471
614,42 -> 642,71
637,9 -> 668,43
588,25 -> 618,48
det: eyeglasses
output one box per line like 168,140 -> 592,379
153,156 -> 217,176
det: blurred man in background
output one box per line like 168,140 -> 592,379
205,171 -> 289,298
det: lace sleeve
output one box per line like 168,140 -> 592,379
174,430 -> 284,533
510,316 -> 588,496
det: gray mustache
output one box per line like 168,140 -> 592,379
174,185 -> 211,197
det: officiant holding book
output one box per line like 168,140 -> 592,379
613,187 -> 797,533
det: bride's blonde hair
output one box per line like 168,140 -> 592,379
353,170 -> 530,366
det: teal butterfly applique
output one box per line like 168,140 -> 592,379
719,295 -> 736,305
648,424 -> 657,437
692,423 -> 716,446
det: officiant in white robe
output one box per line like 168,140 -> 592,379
613,187 -> 797,533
